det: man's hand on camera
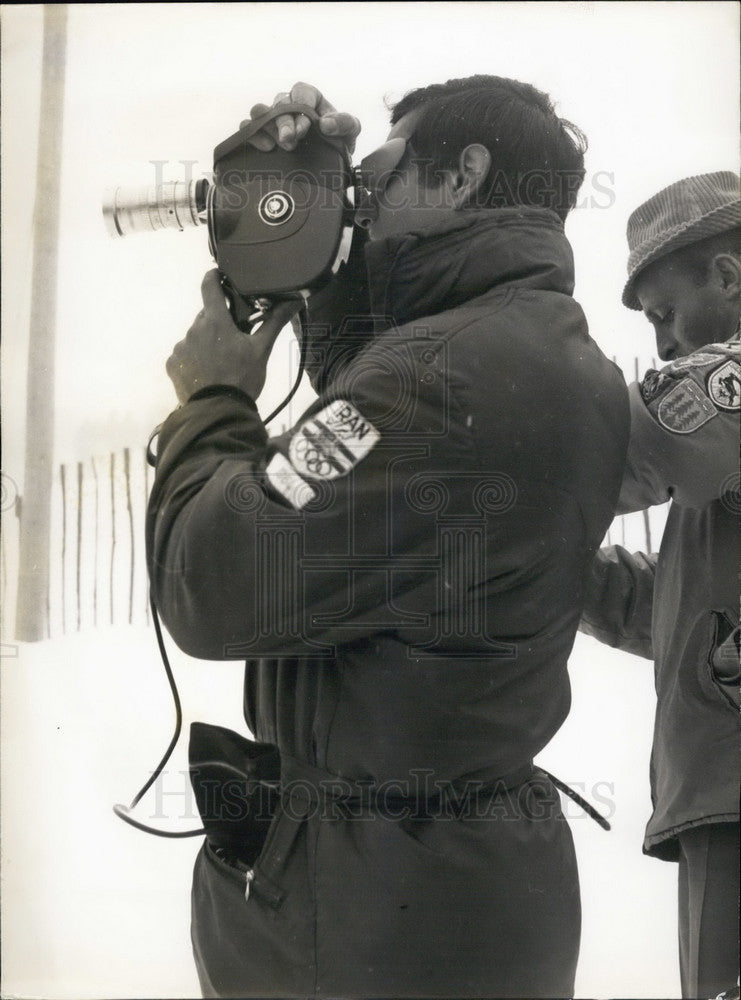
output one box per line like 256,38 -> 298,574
243,81 -> 361,153
166,270 -> 301,406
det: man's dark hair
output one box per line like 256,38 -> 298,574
390,75 -> 588,221
659,227 -> 741,286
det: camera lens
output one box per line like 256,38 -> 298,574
102,178 -> 209,238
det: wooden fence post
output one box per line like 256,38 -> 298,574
15,5 -> 69,641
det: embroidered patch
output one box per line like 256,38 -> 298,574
640,369 -> 672,404
655,378 -> 718,434
289,400 -> 380,480
707,340 -> 741,355
265,452 -> 316,509
707,359 -> 741,411
665,351 -> 723,374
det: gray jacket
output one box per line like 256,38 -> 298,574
581,339 -> 741,859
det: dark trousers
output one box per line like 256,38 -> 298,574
677,822 -> 740,1000
191,773 -> 581,998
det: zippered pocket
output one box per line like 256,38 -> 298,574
205,841 -> 255,900
204,839 -> 284,907
705,611 -> 740,711
204,789 -> 310,911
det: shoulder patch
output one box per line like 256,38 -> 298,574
665,351 -> 724,374
706,359 -> 741,411
655,378 -> 718,434
289,400 -> 380,480
265,452 -> 316,509
640,369 -> 672,404
707,339 -> 741,356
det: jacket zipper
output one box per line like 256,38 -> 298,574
207,843 -> 254,900
243,868 -> 255,901
206,842 -> 283,907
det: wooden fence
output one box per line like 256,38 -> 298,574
2,447 -> 152,639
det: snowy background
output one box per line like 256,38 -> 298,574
2,3 -> 739,997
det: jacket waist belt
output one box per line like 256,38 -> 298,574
280,754 -> 535,820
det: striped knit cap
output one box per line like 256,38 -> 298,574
622,171 -> 741,310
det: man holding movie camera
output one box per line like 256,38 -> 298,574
147,78 -> 630,998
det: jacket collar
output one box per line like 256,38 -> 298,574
363,207 -> 575,327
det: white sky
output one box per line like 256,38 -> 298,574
1,4 -> 739,999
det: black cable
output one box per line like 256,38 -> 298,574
262,305 -> 309,425
117,317 -> 307,837
113,595 -> 206,838
116,598 -> 611,837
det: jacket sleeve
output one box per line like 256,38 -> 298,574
145,346 -> 468,661
618,342 -> 741,514
578,546 -> 656,659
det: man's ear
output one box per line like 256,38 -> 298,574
450,143 -> 492,208
711,253 -> 741,300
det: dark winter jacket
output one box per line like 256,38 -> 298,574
146,208 -> 630,996
580,339 -> 741,859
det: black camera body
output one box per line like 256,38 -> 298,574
103,103 -> 359,330
209,114 -> 354,328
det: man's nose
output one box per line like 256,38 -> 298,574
657,331 -> 678,362
353,203 -> 376,230
353,168 -> 378,230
